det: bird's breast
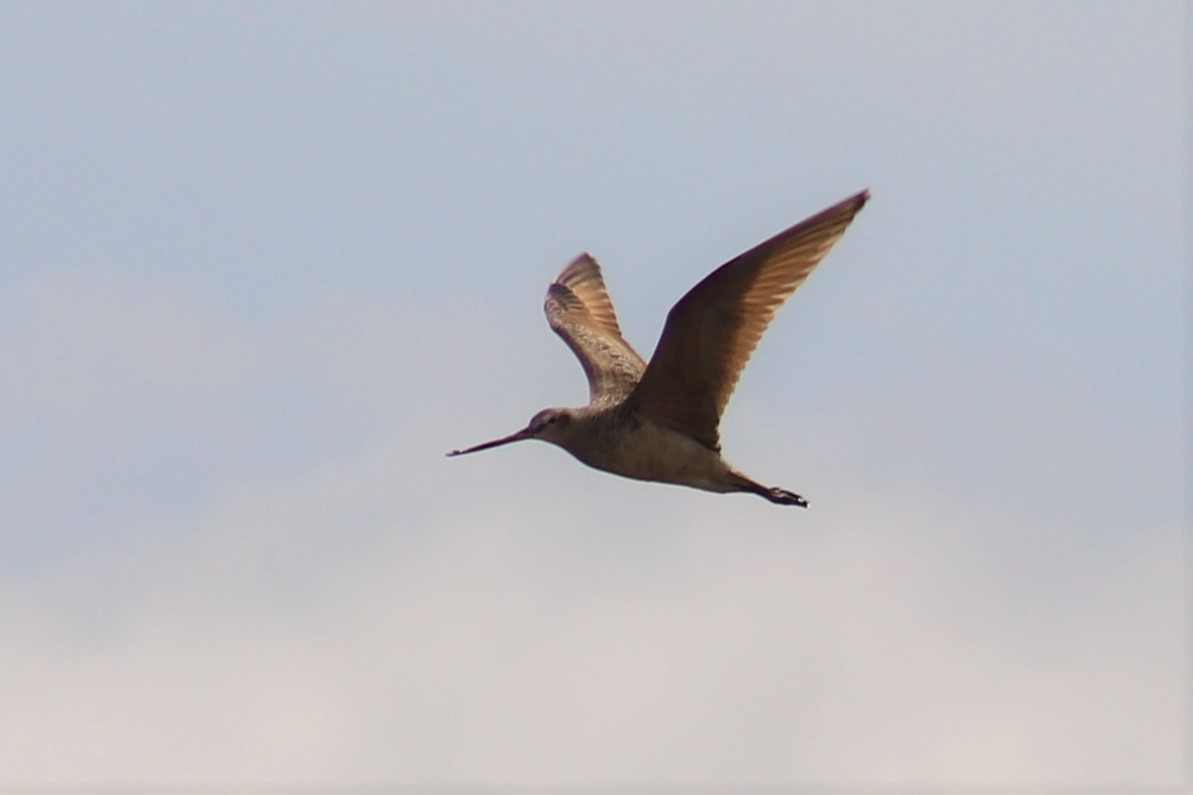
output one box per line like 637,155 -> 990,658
557,415 -> 735,492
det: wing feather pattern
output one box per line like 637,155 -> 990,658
545,254 -> 646,404
627,190 -> 870,449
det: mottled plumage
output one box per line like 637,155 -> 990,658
448,189 -> 870,507
545,254 -> 645,405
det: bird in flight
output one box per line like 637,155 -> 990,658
448,189 -> 869,506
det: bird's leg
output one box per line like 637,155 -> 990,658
729,470 -> 808,508
762,486 -> 808,508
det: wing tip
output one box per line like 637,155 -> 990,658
554,252 -> 600,284
816,187 -> 870,229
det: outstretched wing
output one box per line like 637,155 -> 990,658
627,189 -> 870,449
545,253 -> 646,404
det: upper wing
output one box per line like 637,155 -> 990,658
627,189 -> 870,449
545,253 -> 647,404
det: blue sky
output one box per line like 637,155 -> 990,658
0,1 -> 1185,786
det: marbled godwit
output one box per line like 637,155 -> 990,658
448,189 -> 869,506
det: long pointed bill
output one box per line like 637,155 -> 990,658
446,427 -> 534,457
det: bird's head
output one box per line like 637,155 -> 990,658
446,407 -> 575,457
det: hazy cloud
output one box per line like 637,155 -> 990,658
0,1 -> 1181,788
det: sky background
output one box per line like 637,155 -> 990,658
0,1 -> 1186,789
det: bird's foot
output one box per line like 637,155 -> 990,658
766,487 -> 808,508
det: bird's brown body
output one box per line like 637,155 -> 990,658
448,189 -> 870,506
539,407 -> 744,492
